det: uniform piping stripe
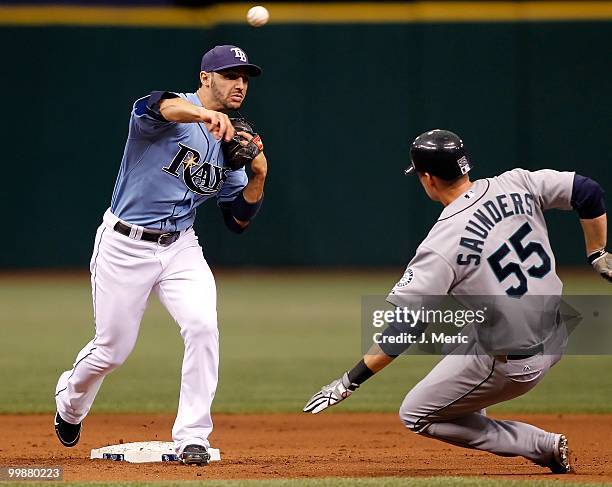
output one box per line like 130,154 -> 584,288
169,189 -> 190,233
2,3 -> 612,27
55,228 -> 106,398
412,358 -> 496,433
92,227 -> 106,327
437,179 -> 491,222
197,123 -> 211,155
54,347 -> 98,397
55,227 -> 107,398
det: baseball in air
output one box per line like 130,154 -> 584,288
247,5 -> 269,27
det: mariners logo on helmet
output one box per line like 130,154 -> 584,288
457,156 -> 471,175
163,143 -> 230,196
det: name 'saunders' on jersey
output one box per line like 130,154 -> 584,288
457,191 -> 536,266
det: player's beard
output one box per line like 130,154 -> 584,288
211,75 -> 243,111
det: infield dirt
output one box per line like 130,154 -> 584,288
2,413 -> 611,482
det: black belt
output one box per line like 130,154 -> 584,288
496,343 -> 544,362
113,221 -> 181,246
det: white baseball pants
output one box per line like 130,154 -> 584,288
55,209 -> 219,454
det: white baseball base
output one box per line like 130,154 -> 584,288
90,441 -> 221,463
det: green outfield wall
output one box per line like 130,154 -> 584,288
2,16 -> 611,268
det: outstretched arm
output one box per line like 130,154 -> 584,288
158,96 -> 234,141
571,175 -> 611,281
364,344 -> 396,372
304,249 -> 453,414
303,321 -> 426,414
581,215 -> 611,281
580,214 -> 607,256
301,349 -> 394,415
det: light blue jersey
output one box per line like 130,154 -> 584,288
110,91 -> 248,232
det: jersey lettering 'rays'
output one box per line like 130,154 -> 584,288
163,142 -> 231,196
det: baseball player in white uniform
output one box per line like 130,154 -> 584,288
304,129 -> 611,473
54,45 -> 267,465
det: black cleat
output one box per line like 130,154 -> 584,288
548,434 -> 572,474
179,444 -> 210,465
54,412 -> 82,447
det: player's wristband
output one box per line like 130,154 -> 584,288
231,191 -> 263,222
588,248 -> 607,265
346,359 -> 374,387
220,206 -> 246,234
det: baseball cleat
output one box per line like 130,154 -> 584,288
548,434 -> 572,474
179,444 -> 210,466
54,412 -> 82,447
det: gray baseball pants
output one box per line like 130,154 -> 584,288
399,346 -> 562,465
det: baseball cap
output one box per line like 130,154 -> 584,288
201,45 -> 262,77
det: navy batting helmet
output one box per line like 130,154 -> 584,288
405,129 -> 473,181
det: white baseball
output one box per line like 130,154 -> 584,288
247,5 -> 269,27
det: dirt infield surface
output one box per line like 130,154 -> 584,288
2,413 -> 611,482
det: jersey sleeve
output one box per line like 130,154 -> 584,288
131,91 -> 181,138
386,246 -> 456,308
217,168 -> 248,204
514,168 -> 575,211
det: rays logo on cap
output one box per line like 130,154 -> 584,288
230,47 -> 247,62
457,156 -> 471,175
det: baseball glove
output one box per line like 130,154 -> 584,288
222,118 -> 264,171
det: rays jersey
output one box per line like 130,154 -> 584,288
110,92 -> 247,232
387,169 -> 575,352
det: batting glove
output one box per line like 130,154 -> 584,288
303,372 -> 358,414
588,249 -> 612,283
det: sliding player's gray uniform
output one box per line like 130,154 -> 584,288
387,168 -> 573,466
